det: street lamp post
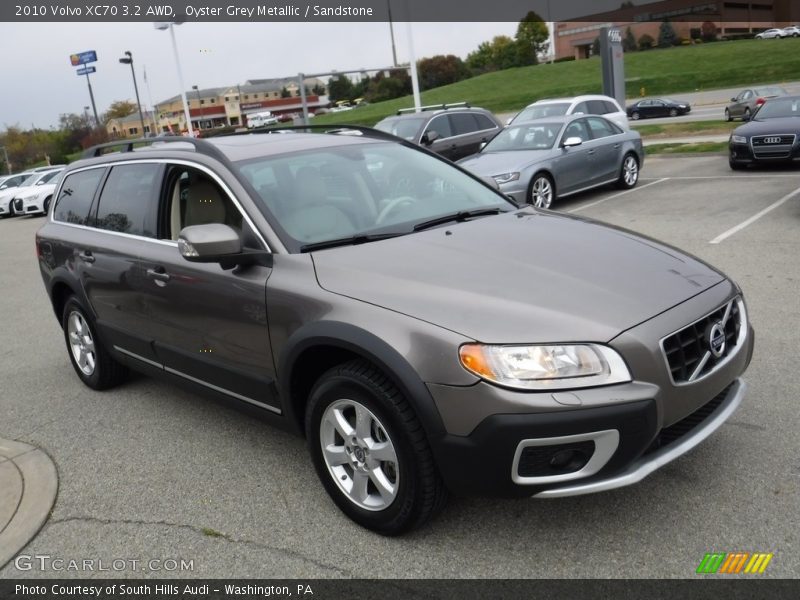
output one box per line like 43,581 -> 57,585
192,85 -> 202,131
154,22 -> 194,137
119,51 -> 146,136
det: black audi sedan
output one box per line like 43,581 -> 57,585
626,98 -> 691,120
729,95 -> 800,170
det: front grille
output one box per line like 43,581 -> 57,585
662,298 -> 742,384
751,134 -> 795,159
643,384 -> 732,455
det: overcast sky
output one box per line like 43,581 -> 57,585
0,22 -> 525,129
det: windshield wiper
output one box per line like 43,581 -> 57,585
299,232 -> 406,253
412,208 -> 504,232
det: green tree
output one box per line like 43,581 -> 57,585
417,55 -> 471,90
311,83 -> 326,96
364,69 -> 411,103
658,21 -> 678,47
701,21 -> 718,42
466,35 -> 529,73
591,37 -> 601,56
515,11 -> 549,64
327,75 -> 355,103
623,26 -> 637,52
102,100 -> 137,123
280,86 -> 291,98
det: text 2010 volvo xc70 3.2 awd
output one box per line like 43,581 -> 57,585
36,127 -> 753,534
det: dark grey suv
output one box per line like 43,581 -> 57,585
37,128 -> 753,534
374,103 -> 502,161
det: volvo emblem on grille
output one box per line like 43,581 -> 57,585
708,322 -> 726,358
763,137 -> 782,144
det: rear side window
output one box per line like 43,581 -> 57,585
448,113 -> 480,135
586,117 -> 619,139
53,168 -> 105,225
604,100 -> 620,113
573,101 -> 589,115
95,163 -> 160,237
474,113 -> 498,130
587,100 -> 609,115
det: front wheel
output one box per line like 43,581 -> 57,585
617,154 -> 640,189
62,296 -> 128,390
529,173 -> 555,209
729,158 -> 746,171
43,196 -> 52,214
669,108 -> 678,117
631,111 -> 640,120
744,108 -> 751,120
725,108 -> 732,122
306,360 -> 447,535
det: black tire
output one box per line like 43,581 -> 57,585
43,196 -> 52,214
306,359 -> 447,535
744,108 -> 751,120
7,200 -> 14,217
631,111 -> 640,120
725,108 -> 732,122
617,153 -> 640,189
62,296 -> 128,390
669,108 -> 678,117
529,173 -> 556,209
729,158 -> 746,171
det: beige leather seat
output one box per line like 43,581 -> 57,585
184,179 -> 226,226
281,166 -> 355,242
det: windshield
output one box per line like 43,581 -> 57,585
483,122 -> 562,152
38,170 -> 62,184
235,141 -> 513,250
374,117 -> 426,141
755,98 -> 800,119
20,174 -> 40,187
512,103 -> 570,124
755,87 -> 786,98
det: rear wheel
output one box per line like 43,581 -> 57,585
529,173 -> 555,209
62,296 -> 127,390
617,154 -> 640,189
306,359 -> 446,535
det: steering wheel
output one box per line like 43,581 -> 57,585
376,196 -> 419,225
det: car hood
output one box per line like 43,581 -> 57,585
312,210 -> 725,343
735,117 -> 800,136
458,151 -> 549,176
0,185 -> 33,200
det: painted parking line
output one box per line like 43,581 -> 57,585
709,185 -> 800,244
567,178 -> 670,213
641,174 -> 800,180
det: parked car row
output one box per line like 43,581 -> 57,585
755,26 -> 800,39
0,166 -> 64,218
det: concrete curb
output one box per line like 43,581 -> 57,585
0,438 -> 58,569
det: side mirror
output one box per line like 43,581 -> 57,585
479,141 -> 487,151
562,136 -> 583,148
505,117 -> 513,126
731,97 -> 737,102
178,223 -> 270,270
421,130 -> 440,145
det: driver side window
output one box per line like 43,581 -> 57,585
423,115 -> 452,140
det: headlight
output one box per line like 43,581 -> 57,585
459,343 -> 631,390
492,172 -> 520,185
731,135 -> 747,144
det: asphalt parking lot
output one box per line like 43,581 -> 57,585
0,155 -> 798,579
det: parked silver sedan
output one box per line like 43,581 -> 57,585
458,115 -> 643,209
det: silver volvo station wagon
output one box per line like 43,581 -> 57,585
36,127 -> 753,535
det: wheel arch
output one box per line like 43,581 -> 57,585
527,169 -> 557,203
278,321 -> 446,439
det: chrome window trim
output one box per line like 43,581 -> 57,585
659,297 -> 748,387
113,345 -> 282,415
50,158 -> 272,252
511,429 -> 619,485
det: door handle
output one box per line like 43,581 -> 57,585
78,251 -> 95,263
587,149 -> 596,155
146,267 -> 171,283
613,143 -> 621,149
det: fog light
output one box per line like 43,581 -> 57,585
549,449 -> 589,472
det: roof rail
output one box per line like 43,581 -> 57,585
397,102 -> 471,115
227,124 -> 404,143
81,136 -> 229,163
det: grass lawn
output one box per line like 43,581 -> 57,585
645,141 -> 728,154
312,38 -> 800,127
633,120 -> 738,138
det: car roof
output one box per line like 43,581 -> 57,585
508,115 -> 593,127
532,95 -> 617,106
381,107 -> 490,121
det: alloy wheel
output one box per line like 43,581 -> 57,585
531,176 -> 553,209
623,156 -> 639,186
67,311 -> 96,376
319,399 -> 399,511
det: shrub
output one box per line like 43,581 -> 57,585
638,33 -> 655,50
553,55 -> 576,63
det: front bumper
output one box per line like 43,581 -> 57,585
729,140 -> 800,164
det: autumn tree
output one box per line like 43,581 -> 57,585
515,11 -> 549,64
417,55 -> 471,90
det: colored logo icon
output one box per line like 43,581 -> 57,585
697,552 -> 773,574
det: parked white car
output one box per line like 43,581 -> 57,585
0,168 -> 62,217
508,95 -> 630,130
15,170 -> 64,215
755,28 -> 783,39
780,26 -> 800,37
246,111 -> 279,128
